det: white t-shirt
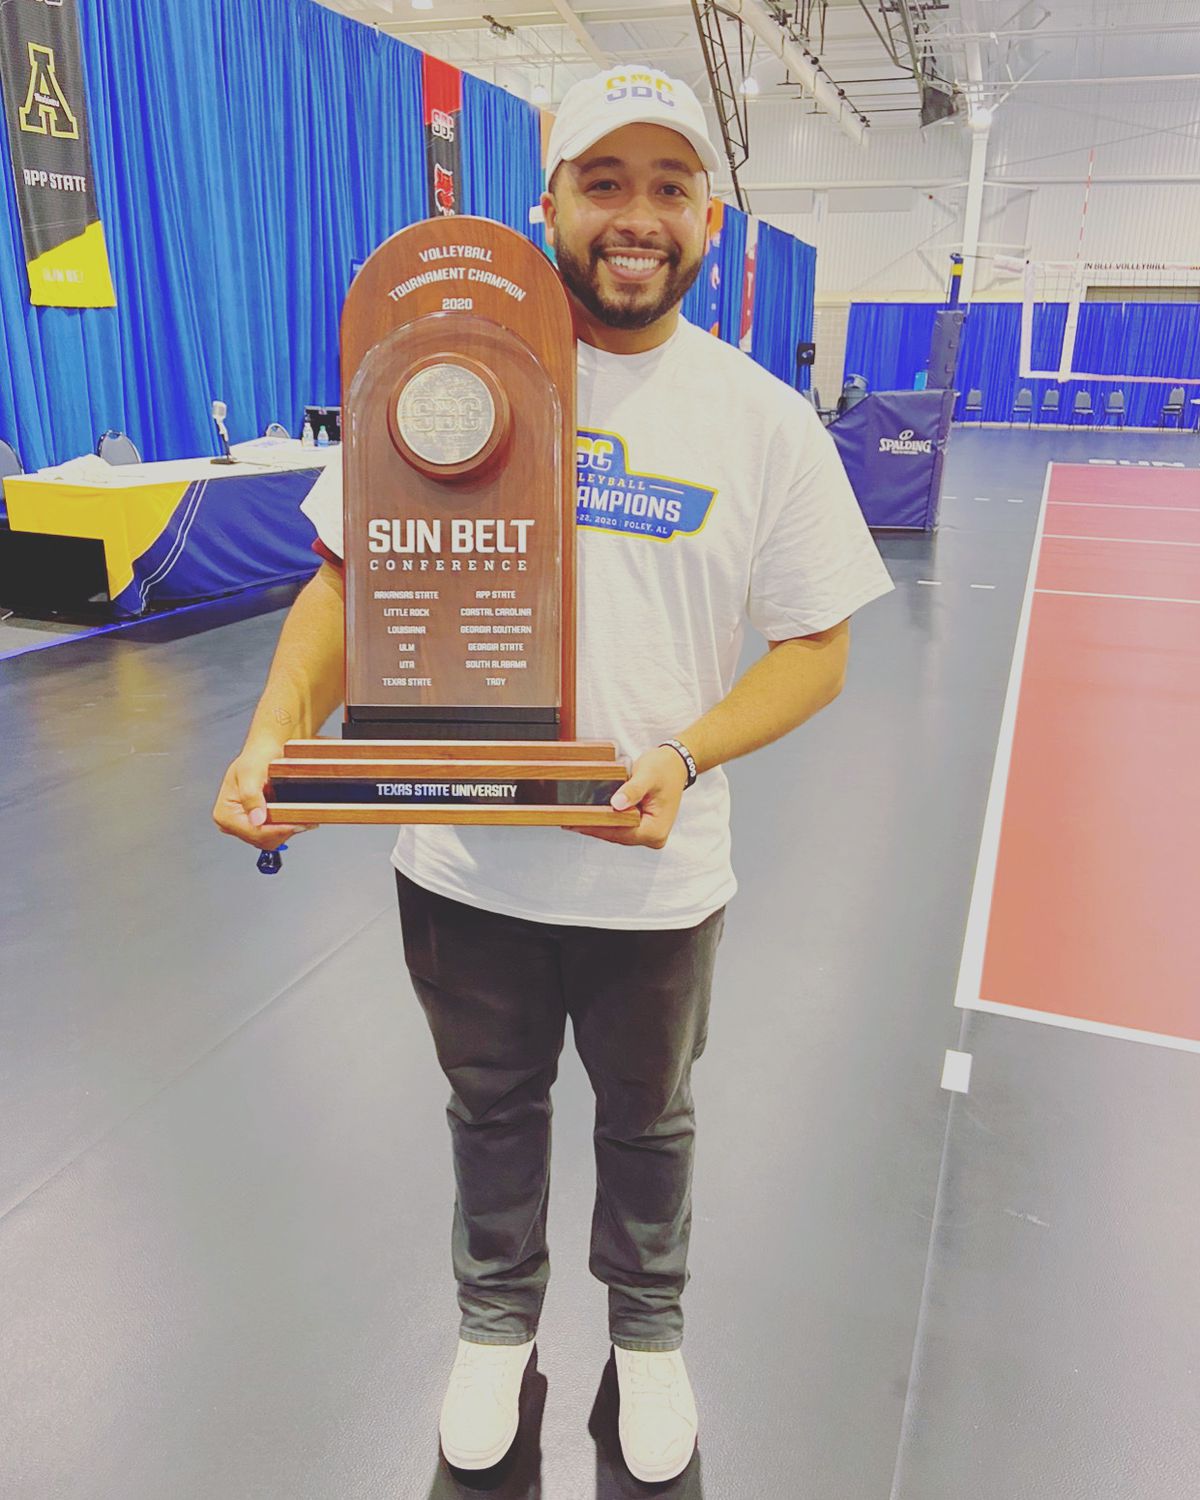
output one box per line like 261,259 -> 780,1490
300,318 -> 893,929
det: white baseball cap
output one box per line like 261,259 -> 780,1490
545,67 -> 721,185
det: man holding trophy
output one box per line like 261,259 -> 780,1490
213,67 -> 892,1485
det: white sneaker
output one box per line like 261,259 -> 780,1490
439,1336 -> 535,1470
614,1346 -> 699,1484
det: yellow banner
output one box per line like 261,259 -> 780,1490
26,220 -> 116,308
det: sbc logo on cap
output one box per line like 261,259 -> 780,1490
605,72 -> 676,107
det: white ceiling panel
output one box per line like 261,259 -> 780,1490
314,0 -> 1200,217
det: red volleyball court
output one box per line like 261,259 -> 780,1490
955,463 -> 1200,1053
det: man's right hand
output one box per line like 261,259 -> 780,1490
212,741 -> 316,851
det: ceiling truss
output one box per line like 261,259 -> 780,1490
691,1 -> 752,209
325,0 -> 1200,143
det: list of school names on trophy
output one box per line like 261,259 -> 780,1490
265,216 -> 638,828
370,575 -> 534,703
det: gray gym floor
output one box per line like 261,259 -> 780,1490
2,429 -> 1196,1499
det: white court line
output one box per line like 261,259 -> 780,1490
975,496 -> 992,502
1005,497 -> 1023,503
1043,533 -> 1200,547
954,463 -> 1052,1019
917,579 -> 942,586
1049,501 -> 1200,512
1035,588 -> 1200,605
940,1050 -> 973,1093
970,583 -> 996,590
970,998 -> 1200,1056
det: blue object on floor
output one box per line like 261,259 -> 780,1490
256,843 -> 288,875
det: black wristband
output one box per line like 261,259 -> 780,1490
659,738 -> 698,789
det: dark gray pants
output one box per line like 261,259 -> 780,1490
395,873 -> 725,1353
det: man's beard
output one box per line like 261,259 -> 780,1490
555,235 -> 704,330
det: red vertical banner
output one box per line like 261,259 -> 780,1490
739,216 -> 758,352
422,54 -> 463,219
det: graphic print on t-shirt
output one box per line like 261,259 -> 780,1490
576,430 -> 717,542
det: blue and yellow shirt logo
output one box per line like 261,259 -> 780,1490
576,431 -> 717,542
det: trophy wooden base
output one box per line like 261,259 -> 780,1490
264,739 -> 641,827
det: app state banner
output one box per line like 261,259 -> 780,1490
0,0 -> 115,307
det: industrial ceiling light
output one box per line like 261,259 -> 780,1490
411,0 -> 434,10
531,81 -> 550,103
739,75 -> 760,94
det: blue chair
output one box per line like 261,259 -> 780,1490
1104,390 -> 1126,428
1160,386 -> 1185,427
1040,388 -> 1061,423
0,437 -> 23,525
962,388 -> 983,422
1071,391 -> 1094,426
96,430 -> 142,465
264,421 -> 290,439
1011,388 -> 1034,426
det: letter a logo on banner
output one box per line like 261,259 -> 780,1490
19,43 -> 79,138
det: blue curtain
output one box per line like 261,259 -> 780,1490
793,233 -> 817,387
682,202 -> 749,345
0,0 -> 426,472
951,304 -> 1020,420
844,300 -> 1200,424
681,229 -> 721,335
956,302 -> 1200,423
716,205 -> 748,345
749,220 -> 816,390
681,210 -> 815,378
460,72 -> 546,251
842,303 -> 940,392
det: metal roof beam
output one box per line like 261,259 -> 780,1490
719,0 -> 867,143
379,4 -> 695,32
545,0 -> 609,66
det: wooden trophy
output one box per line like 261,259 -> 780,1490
265,216 -> 638,828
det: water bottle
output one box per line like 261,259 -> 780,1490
301,419 -> 315,448
316,424 -> 329,448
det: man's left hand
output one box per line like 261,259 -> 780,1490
566,745 -> 689,848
